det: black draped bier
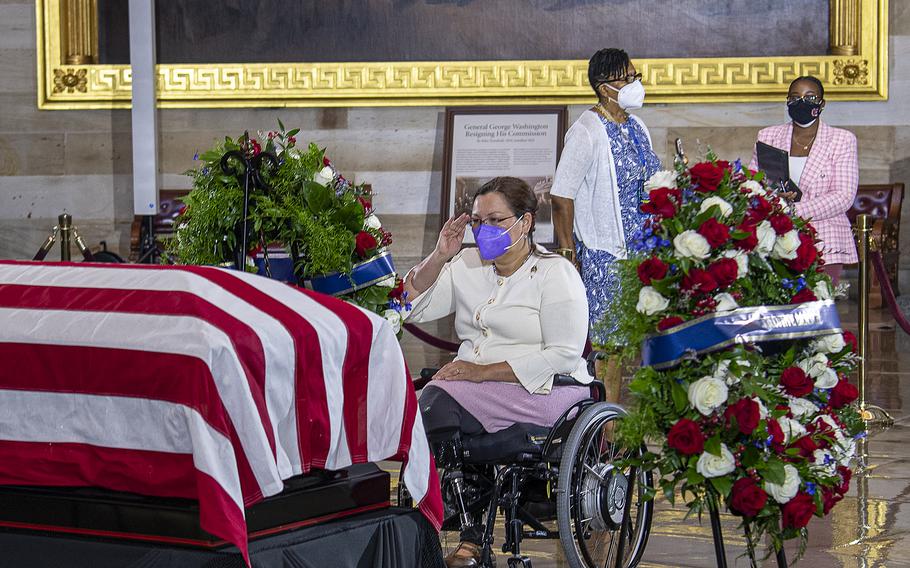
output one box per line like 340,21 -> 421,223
0,463 -> 443,567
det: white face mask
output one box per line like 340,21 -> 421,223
606,79 -> 645,110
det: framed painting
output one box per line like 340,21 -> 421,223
440,106 -> 568,247
37,0 -> 888,109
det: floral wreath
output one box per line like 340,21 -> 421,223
169,122 -> 410,331
607,153 -> 864,560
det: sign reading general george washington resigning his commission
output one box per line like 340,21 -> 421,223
441,107 -> 567,247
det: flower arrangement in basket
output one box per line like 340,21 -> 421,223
605,153 -> 864,561
167,122 -> 410,325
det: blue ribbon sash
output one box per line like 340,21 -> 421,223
641,300 -> 842,369
303,250 -> 396,296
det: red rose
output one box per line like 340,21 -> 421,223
658,316 -> 685,332
822,487 -> 841,515
769,213 -> 795,235
842,331 -> 858,353
358,196 -> 373,214
829,379 -> 859,409
388,279 -> 405,300
707,258 -> 739,289
724,398 -> 761,435
697,218 -> 731,247
781,492 -> 816,529
767,418 -> 785,448
836,465 -> 852,495
790,288 -> 818,304
690,161 -> 726,192
667,418 -> 705,455
681,268 -> 718,294
730,477 -> 768,518
786,233 -> 818,272
780,367 -> 813,397
641,188 -> 681,218
789,436 -> 818,458
744,196 -> 772,225
733,223 -> 758,251
637,256 -> 669,285
354,231 -> 378,258
323,156 -> 332,166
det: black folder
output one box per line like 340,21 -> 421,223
756,141 -> 802,201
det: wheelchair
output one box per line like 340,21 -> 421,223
401,363 -> 654,568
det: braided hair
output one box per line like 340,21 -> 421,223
588,48 -> 631,96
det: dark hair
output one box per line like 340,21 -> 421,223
790,75 -> 825,99
472,176 -> 556,258
588,48 -> 631,95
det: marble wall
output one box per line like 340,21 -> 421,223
1,1 -> 909,291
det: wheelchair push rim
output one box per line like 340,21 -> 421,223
557,402 -> 653,568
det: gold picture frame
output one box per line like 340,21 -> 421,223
36,0 -> 888,110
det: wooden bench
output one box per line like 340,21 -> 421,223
846,182 -> 904,298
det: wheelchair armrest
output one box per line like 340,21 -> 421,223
412,368 -> 439,391
553,373 -> 606,402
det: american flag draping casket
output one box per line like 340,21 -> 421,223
0,261 -> 442,562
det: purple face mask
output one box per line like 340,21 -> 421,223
472,217 -> 522,260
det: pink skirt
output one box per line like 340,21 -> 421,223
422,380 -> 590,434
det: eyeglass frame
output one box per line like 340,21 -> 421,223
468,214 -> 519,230
786,94 -> 824,105
595,72 -> 643,87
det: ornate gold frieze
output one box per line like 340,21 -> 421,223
36,0 -> 888,109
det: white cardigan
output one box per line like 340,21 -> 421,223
406,246 -> 592,394
550,109 -> 654,258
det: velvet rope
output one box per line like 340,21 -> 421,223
402,323 -> 461,352
870,250 -> 910,335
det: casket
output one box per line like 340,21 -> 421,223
0,261 -> 441,563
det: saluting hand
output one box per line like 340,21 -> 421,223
434,213 -> 470,261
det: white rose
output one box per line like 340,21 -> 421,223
696,444 -> 736,478
788,396 -> 819,418
798,353 -> 829,378
741,179 -> 766,197
812,449 -> 837,475
699,196 -> 733,218
755,221 -> 776,257
382,309 -> 403,335
714,292 -> 739,313
636,286 -> 669,315
364,214 -> 382,230
772,229 -> 801,260
673,230 -> 711,260
764,464 -> 801,504
811,333 -> 846,355
712,360 -> 732,381
644,170 -> 678,191
722,250 -> 749,279
779,416 -> 807,444
813,280 -> 832,301
314,166 -> 335,186
835,435 -> 856,466
798,353 -> 838,389
687,376 -> 729,416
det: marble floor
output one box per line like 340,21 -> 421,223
394,296 -> 910,568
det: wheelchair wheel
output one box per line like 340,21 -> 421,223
556,402 -> 653,568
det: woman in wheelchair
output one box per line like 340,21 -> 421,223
404,176 -> 595,567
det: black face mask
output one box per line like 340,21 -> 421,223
788,99 -> 823,126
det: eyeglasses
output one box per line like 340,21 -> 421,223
600,72 -> 643,85
469,215 -> 516,230
787,95 -> 823,105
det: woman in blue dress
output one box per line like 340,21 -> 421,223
550,48 -> 661,403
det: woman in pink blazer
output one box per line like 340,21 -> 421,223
750,76 -> 859,284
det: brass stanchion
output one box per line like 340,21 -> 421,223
58,213 -> 73,261
855,214 -> 894,428
32,213 -> 95,262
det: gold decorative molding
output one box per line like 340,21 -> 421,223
830,0 -> 861,55
36,0 -> 888,110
